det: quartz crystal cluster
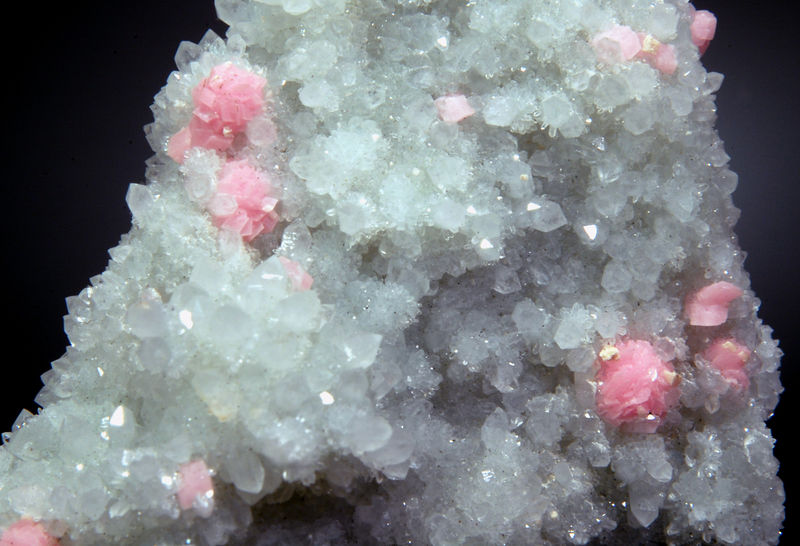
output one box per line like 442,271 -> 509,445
0,0 -> 785,544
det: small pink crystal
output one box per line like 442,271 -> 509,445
686,281 -> 743,327
168,62 -> 269,160
0,519 -> 59,546
650,43 -> 677,75
591,25 -> 642,63
636,34 -> 677,75
690,10 -> 717,55
434,94 -> 475,124
703,338 -> 751,392
177,459 -> 214,514
595,339 -> 681,433
208,159 -> 279,242
279,256 -> 314,291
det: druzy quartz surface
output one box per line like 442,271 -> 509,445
0,0 -> 787,544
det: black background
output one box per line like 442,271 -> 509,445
2,1 -> 797,543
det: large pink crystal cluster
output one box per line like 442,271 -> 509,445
595,339 -> 681,433
595,278 -> 747,432
168,62 -> 281,242
168,62 -> 267,157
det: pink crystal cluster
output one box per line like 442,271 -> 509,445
164,61 -> 313,304
591,25 -> 644,64
688,282 -> 749,393
595,279 -> 747,432
595,340 -> 681,433
168,63 -> 281,242
0,520 -> 59,546
168,62 -> 267,159
590,8 -> 716,76
177,459 -> 215,515
591,24 -> 677,75
207,159 -> 279,242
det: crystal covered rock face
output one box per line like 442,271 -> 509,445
0,0 -> 785,544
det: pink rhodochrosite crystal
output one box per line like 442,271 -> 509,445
650,43 -> 678,75
636,34 -> 678,75
177,459 -> 214,516
0,520 -> 58,546
703,338 -> 751,392
279,256 -> 314,291
595,340 -> 681,433
686,281 -> 743,326
691,9 -> 717,55
207,159 -> 278,241
591,25 -> 642,63
434,94 -> 475,123
592,26 -> 678,75
168,62 -> 267,161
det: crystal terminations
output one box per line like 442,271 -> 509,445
0,0 -> 785,544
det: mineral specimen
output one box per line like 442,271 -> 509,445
594,339 -> 681,433
0,0 -> 786,544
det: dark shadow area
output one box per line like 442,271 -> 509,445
2,1 -> 226,428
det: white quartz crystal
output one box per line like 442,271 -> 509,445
0,0 -> 784,544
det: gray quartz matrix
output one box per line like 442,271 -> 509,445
0,0 -> 785,544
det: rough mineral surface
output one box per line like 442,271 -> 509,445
0,0 -> 785,544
